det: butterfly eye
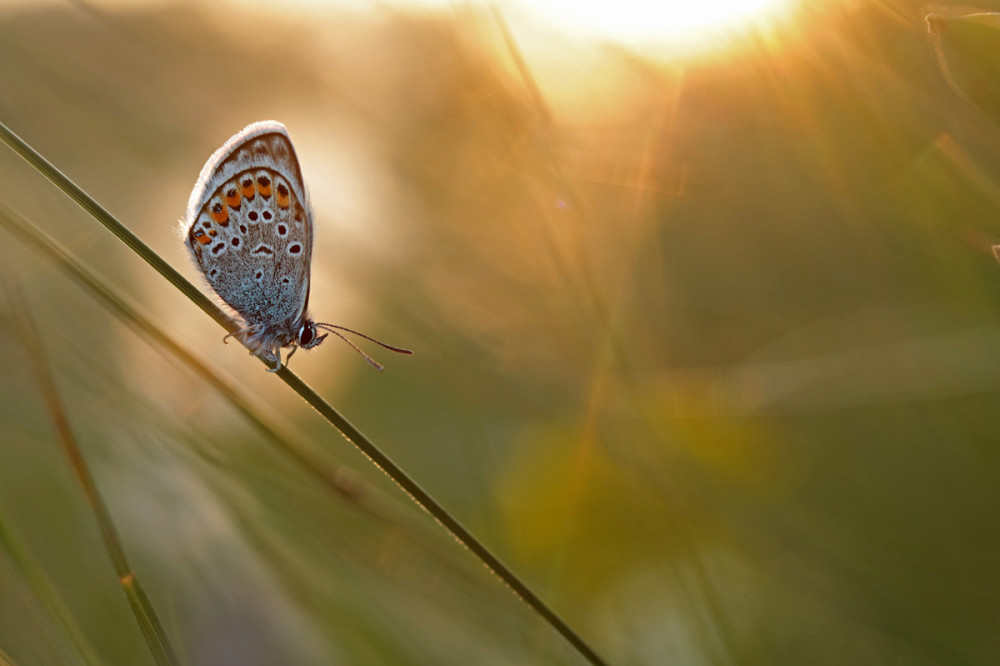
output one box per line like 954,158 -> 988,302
299,323 -> 315,346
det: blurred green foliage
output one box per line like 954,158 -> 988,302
2,0 -> 1000,664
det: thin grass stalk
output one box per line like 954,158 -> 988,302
0,120 -> 608,666
5,280 -> 181,666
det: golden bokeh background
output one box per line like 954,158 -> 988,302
2,0 -> 1000,664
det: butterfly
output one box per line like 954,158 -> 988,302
183,120 -> 411,371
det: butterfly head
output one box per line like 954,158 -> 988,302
297,320 -> 328,350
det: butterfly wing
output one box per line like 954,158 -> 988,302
183,121 -> 314,340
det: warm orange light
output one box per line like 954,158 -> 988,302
511,0 -> 791,45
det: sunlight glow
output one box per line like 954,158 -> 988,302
512,0 -> 791,44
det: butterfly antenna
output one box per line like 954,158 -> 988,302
315,324 -> 413,371
315,323 -> 413,355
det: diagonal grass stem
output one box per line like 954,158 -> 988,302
0,120 -> 608,666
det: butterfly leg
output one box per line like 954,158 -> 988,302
265,346 -> 283,373
223,327 -> 250,345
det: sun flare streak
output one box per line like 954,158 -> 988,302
513,0 -> 791,44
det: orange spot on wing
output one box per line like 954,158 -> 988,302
256,174 -> 272,198
192,229 -> 211,245
276,182 -> 290,209
209,201 -> 229,225
224,186 -> 241,209
241,177 -> 256,199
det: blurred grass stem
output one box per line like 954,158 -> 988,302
6,280 -> 180,666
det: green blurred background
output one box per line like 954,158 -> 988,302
2,0 -> 1000,663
